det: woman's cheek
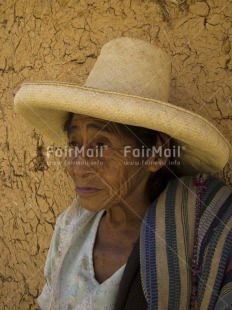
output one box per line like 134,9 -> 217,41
65,160 -> 75,179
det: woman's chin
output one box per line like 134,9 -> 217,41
78,196 -> 105,213
77,191 -> 123,212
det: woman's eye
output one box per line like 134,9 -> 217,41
68,141 -> 81,149
96,142 -> 109,150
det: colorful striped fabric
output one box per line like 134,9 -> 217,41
140,174 -> 232,309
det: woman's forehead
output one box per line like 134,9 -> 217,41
71,113 -> 108,124
71,113 -> 123,133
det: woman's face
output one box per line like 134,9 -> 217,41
65,114 -> 158,212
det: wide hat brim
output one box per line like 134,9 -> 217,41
14,81 -> 231,175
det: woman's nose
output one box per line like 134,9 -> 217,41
66,147 -> 95,177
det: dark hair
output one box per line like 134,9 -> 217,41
64,112 -> 177,203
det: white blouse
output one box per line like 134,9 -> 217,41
37,197 -> 126,310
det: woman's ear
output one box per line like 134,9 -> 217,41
146,132 -> 171,173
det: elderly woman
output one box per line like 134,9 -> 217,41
14,38 -> 232,309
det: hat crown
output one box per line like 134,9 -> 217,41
84,37 -> 171,102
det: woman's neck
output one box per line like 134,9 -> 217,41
103,199 -> 150,232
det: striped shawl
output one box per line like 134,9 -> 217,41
140,174 -> 232,310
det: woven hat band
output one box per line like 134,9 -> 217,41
84,37 -> 171,102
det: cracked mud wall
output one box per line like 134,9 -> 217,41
0,0 -> 231,308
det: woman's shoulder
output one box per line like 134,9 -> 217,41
167,173 -> 231,199
183,173 -> 232,214
159,173 -> 232,223
169,172 -> 230,188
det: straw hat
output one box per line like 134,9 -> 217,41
14,37 -> 231,174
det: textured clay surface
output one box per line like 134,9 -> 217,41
0,0 -> 231,308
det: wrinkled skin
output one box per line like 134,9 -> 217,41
65,113 -> 166,283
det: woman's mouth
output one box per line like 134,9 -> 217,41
75,187 -> 101,195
